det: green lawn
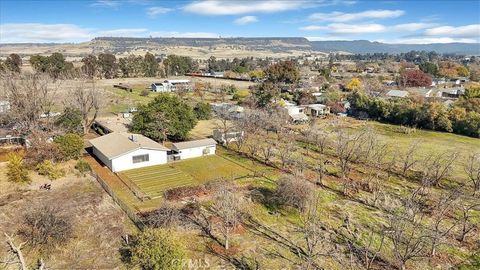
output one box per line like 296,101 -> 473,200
118,154 -> 253,199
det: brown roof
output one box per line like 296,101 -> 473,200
172,138 -> 217,150
89,132 -> 168,159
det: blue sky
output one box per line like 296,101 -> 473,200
1,0 -> 479,44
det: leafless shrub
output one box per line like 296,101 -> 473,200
142,204 -> 185,229
18,205 -> 73,249
274,175 -> 314,210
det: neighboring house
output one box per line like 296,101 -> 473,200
89,132 -> 169,172
213,129 -> 244,145
281,100 -> 309,124
151,79 -> 190,92
431,78 -> 446,87
0,100 -> 10,113
211,103 -> 244,119
386,90 -> 409,99
171,138 -> 217,160
441,88 -> 465,98
303,104 -> 330,117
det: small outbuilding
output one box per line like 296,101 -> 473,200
171,138 -> 217,160
89,132 -> 169,172
303,104 -> 330,117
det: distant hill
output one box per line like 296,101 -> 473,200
310,40 -> 480,55
1,37 -> 479,58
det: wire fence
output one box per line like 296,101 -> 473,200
90,171 -> 145,230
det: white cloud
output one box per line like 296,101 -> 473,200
234,16 -> 258,25
0,23 -> 93,43
424,24 -> 480,38
308,9 -> 404,22
299,25 -> 327,31
147,6 -> 173,17
90,0 -> 120,8
329,23 -> 386,33
0,23 -> 218,43
300,23 -> 386,33
183,0 -> 309,15
149,31 -> 220,38
392,23 -> 435,32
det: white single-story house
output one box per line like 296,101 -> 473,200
89,132 -> 169,172
303,104 -> 330,117
171,138 -> 217,160
151,79 -> 190,92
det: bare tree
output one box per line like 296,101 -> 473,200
68,79 -> 103,134
385,189 -> 430,270
296,195 -> 333,270
259,138 -> 276,165
399,141 -> 421,177
212,185 -> 242,250
464,152 -> 480,196
214,106 -> 233,147
304,129 -> 329,155
335,131 -> 364,194
277,137 -> 296,169
429,189 -> 459,257
420,152 -> 457,187
456,201 -> 480,242
1,72 -> 58,133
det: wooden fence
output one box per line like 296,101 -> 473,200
90,171 -> 145,230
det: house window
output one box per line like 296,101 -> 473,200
132,154 -> 149,164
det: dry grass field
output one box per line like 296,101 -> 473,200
0,162 -> 135,269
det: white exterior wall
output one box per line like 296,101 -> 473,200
110,148 -> 168,172
93,147 -> 112,169
177,145 -> 216,160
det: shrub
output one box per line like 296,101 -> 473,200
232,89 -> 250,100
142,204 -> 186,228
193,102 -> 212,120
140,89 -> 150,96
6,153 -> 30,184
75,159 -> 91,175
164,185 -> 206,201
275,175 -> 313,210
36,160 -> 65,180
126,228 -> 186,270
54,133 -> 84,160
19,205 -> 72,249
24,139 -> 62,167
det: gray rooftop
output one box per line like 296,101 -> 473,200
89,132 -> 169,159
386,90 -> 409,98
